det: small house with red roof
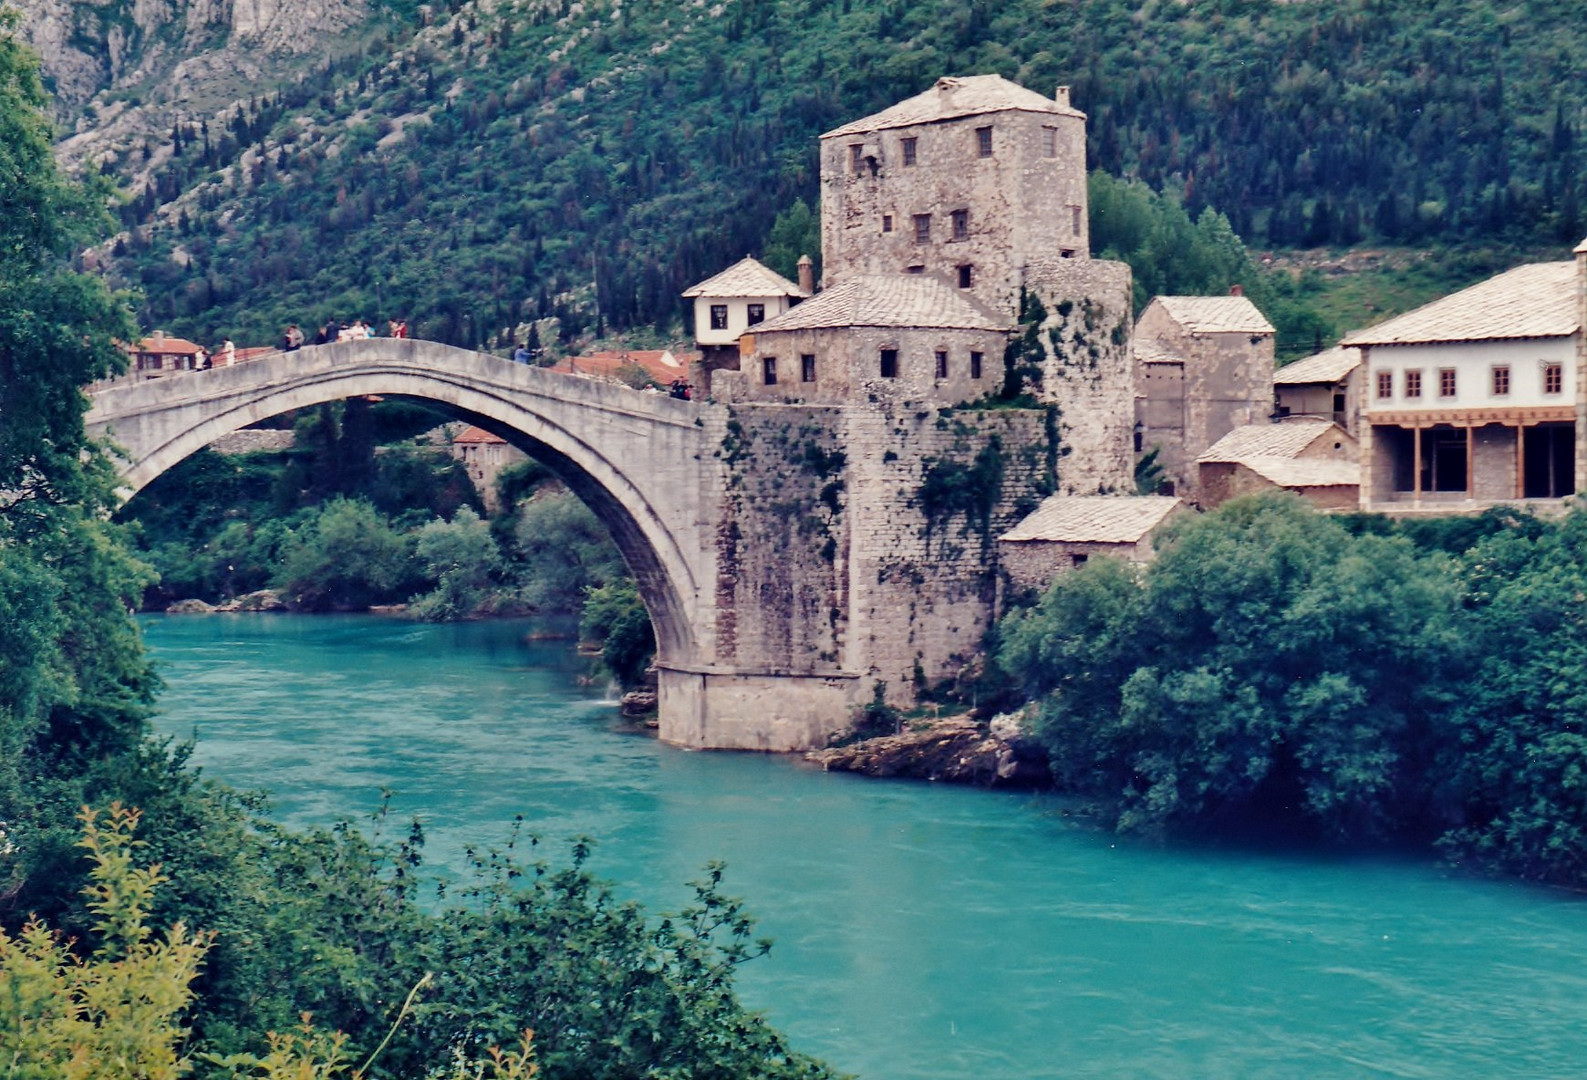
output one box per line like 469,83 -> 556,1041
450,425 -> 527,513
129,331 -> 206,378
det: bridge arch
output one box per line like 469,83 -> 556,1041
87,340 -> 711,665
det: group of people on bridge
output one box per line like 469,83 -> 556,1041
281,319 -> 409,350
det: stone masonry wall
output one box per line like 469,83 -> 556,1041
1025,257 -> 1135,494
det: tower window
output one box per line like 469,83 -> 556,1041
1071,206 -> 1082,236
957,265 -> 973,289
951,209 -> 969,240
935,350 -> 948,379
762,356 -> 777,385
1042,126 -> 1057,157
913,214 -> 931,242
975,126 -> 993,157
849,143 -> 863,173
880,349 -> 899,379
801,354 -> 816,382
902,137 -> 917,166
709,304 -> 728,330
882,214 -> 893,233
747,303 -> 765,326
970,351 -> 983,379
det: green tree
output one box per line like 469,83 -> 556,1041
508,487 -> 627,613
410,505 -> 503,619
580,580 -> 656,688
274,497 -> 413,610
762,198 -> 820,285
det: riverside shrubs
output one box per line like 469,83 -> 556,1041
997,492 -> 1587,887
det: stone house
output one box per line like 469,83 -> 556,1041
683,257 -> 811,381
128,331 -> 205,378
1196,419 -> 1359,511
1133,290 -> 1276,504
725,274 -> 1011,406
450,424 -> 527,514
1274,346 -> 1362,436
998,494 -> 1185,593
1343,246 -> 1585,512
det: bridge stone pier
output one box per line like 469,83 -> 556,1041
88,338 -> 1052,752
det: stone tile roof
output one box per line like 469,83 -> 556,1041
1237,458 -> 1360,489
1340,261 -> 1579,347
682,257 -> 809,299
1133,340 -> 1182,365
1150,295 -> 1275,335
823,75 -> 1083,138
1197,420 -> 1338,463
754,274 -> 1012,333
999,495 -> 1182,544
1274,346 -> 1361,385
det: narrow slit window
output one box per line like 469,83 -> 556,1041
849,144 -> 863,173
762,356 -> 777,386
957,265 -> 973,289
935,350 -> 948,379
1042,126 -> 1057,157
801,354 -> 816,382
975,126 -> 993,157
970,351 -> 983,380
902,137 -> 917,166
882,214 -> 893,233
880,349 -> 899,379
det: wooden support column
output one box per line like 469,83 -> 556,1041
1412,422 -> 1423,507
1515,424 -> 1523,498
1466,423 -> 1475,500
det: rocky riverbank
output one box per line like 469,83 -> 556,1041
806,713 -> 1051,788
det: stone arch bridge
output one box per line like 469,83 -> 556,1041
88,339 -> 1047,751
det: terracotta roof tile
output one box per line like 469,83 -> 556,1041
823,75 -> 1082,139
1340,261 -> 1578,346
453,425 -> 506,444
134,335 -> 204,355
754,274 -> 1011,333
1274,346 -> 1361,385
1151,296 -> 1275,335
682,257 -> 809,299
999,495 -> 1183,544
548,349 -> 698,385
1197,420 -> 1339,463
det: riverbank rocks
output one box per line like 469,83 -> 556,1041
621,690 -> 659,718
806,715 -> 1051,787
165,598 -> 217,614
165,590 -> 288,614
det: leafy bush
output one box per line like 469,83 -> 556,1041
409,505 -> 504,620
580,580 -> 656,689
274,498 -> 414,610
507,487 -> 627,613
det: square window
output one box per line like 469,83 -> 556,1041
1042,126 -> 1057,157
1545,363 -> 1563,394
762,356 -> 777,386
880,349 -> 899,379
902,137 -> 917,166
935,350 -> 948,379
1492,365 -> 1510,395
970,351 -> 983,379
951,209 -> 969,240
801,354 -> 816,382
709,304 -> 728,330
1060,248 -> 1075,259
975,126 -> 992,157
957,265 -> 973,288
1376,371 -> 1393,399
1405,370 -> 1422,398
913,214 -> 931,242
1071,553 -> 1088,568
849,143 -> 863,173
882,214 -> 893,233
1439,368 -> 1456,397
747,303 -> 765,326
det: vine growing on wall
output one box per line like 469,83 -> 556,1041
917,435 -> 1005,553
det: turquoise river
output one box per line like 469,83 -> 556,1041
144,614 -> 1587,1079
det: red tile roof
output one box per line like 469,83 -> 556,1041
548,349 -> 698,385
133,335 -> 204,355
453,425 -> 507,445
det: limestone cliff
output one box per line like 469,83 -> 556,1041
18,0 -> 370,171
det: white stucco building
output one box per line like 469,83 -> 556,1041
1343,251 -> 1585,511
683,257 -> 811,378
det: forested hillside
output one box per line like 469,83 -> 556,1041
56,0 -> 1586,349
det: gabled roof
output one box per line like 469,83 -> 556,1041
682,257 -> 809,299
453,425 -> 507,445
1236,458 -> 1359,489
753,274 -> 1012,333
1340,261 -> 1579,347
548,349 -> 698,385
1197,420 -> 1342,463
1274,346 -> 1361,386
1147,295 -> 1275,335
999,495 -> 1183,544
823,75 -> 1083,139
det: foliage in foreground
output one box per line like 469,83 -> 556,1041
997,493 -> 1587,888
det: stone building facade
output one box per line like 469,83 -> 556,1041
1133,291 -> 1276,504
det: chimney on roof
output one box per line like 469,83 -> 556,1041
1229,284 -> 1244,297
153,330 -> 165,346
936,77 -> 959,101
1056,85 -> 1071,109
797,254 -> 814,295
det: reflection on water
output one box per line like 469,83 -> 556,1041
146,614 -> 1587,1080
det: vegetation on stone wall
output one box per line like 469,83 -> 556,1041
997,493 -> 1587,889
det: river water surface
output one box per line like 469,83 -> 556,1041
144,614 -> 1587,1079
